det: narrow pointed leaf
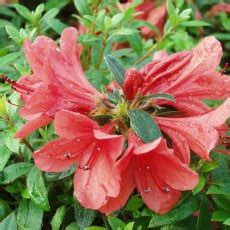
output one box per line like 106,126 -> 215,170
104,55 -> 125,86
140,93 -> 176,103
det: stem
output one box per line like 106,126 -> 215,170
102,214 -> 111,230
21,138 -> 34,153
95,33 -> 108,69
135,26 -> 173,65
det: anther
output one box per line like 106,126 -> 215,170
64,152 -> 72,159
162,185 -> 170,193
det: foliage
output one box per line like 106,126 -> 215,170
0,0 -> 229,229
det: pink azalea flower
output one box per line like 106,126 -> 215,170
34,110 -> 124,209
13,27 -> 101,139
100,133 -> 198,214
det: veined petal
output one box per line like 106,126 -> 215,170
34,138 -> 92,172
74,148 -> 120,210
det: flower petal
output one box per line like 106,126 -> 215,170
15,114 -> 52,139
54,110 -> 98,139
74,149 -> 120,209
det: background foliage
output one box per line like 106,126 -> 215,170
0,0 -> 230,229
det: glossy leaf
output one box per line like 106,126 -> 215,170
27,166 -> 50,211
51,206 -> 65,230
0,212 -> 17,230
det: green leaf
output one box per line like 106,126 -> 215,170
66,222 -> 80,230
111,13 -> 124,27
201,161 -> 219,173
196,197 -> 212,230
128,109 -> 162,143
5,25 -> 21,44
4,128 -> 21,153
27,166 -> 50,211
149,195 -> 200,227
85,227 -> 106,230
17,200 -> 43,230
0,51 -> 22,66
0,199 -> 11,221
0,213 -> 17,230
108,217 -> 126,230
212,210 -> 230,222
14,4 -> 33,22
125,195 -> 144,211
166,0 -> 178,26
192,176 -> 206,195
51,206 -> 65,230
74,202 -> 97,230
124,222 -> 134,230
224,218 -> 230,226
104,55 -> 125,86
0,162 -> 32,184
140,93 -> 176,103
207,184 -> 230,195
47,18 -> 67,34
45,165 -> 76,182
0,145 -> 12,171
180,20 -> 211,27
74,0 -> 92,15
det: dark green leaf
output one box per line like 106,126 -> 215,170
51,206 -> 65,230
108,217 -> 126,230
149,195 -> 200,227
74,202 -> 97,230
0,162 -> 32,184
0,145 -> 12,171
45,165 -> 76,182
0,199 -> 11,221
104,55 -> 125,86
0,212 -> 17,230
201,161 -> 219,173
27,166 -> 49,211
128,109 -> 162,143
196,197 -> 212,230
17,200 -> 43,230
212,210 -> 230,222
125,195 -> 143,211
192,176 -> 206,195
207,184 -> 230,195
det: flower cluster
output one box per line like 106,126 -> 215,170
12,27 -> 230,214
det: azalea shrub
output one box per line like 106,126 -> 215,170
0,0 -> 230,229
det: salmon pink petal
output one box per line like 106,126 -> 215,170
24,37 -> 56,76
161,127 -> 190,165
54,110 -> 98,139
151,139 -> 198,190
15,114 -> 52,139
123,68 -> 144,100
34,138 -> 90,172
196,99 -> 230,127
99,145 -> 135,213
135,171 -> 181,214
74,151 -> 120,209
157,117 -> 218,160
163,97 -> 211,116
93,130 -> 124,160
153,51 -> 168,61
192,36 -> 222,69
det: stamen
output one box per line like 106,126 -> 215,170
79,146 -> 101,170
1,74 -> 34,94
220,63 -> 229,77
162,185 -> 170,193
7,99 -> 22,107
64,152 -> 72,159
